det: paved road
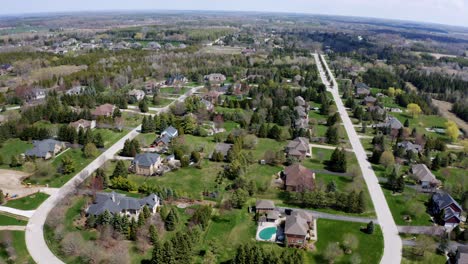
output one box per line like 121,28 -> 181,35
25,85 -> 201,264
278,207 -> 377,224
0,206 -> 35,218
314,53 -> 402,264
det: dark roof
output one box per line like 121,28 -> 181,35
376,116 -> 403,130
25,139 -> 63,158
256,200 -> 275,209
432,192 -> 462,211
133,153 -> 161,167
284,210 -> 312,236
156,134 -> 171,145
283,164 -> 315,191
355,82 -> 370,90
398,141 -> 422,153
87,192 -> 159,216
444,207 -> 461,222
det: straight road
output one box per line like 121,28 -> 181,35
277,207 -> 377,224
25,85 -> 201,264
0,206 -> 35,218
314,53 -> 402,264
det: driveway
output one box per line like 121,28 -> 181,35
277,207 -> 377,224
25,86 -> 203,264
314,53 -> 402,264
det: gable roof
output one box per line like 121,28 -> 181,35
69,119 -> 94,129
283,164 -> 315,191
162,126 -> 178,138
87,191 -> 160,216
398,141 -> 422,153
444,207 -> 461,222
92,103 -> 115,116
25,139 -> 64,158
256,199 -> 275,209
411,164 -> 438,183
432,192 -> 462,211
376,116 -> 403,130
133,153 -> 161,167
364,96 -> 377,103
355,82 -> 370,90
284,210 -> 313,236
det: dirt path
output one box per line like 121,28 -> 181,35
0,169 -> 42,198
432,99 -> 468,135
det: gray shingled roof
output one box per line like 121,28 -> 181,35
25,139 -> 63,158
162,126 -> 178,138
284,210 -> 312,236
87,192 -> 159,216
411,164 -> 438,183
256,199 -> 275,209
376,116 -> 403,130
398,141 -> 422,153
432,192 -> 462,212
133,153 -> 160,167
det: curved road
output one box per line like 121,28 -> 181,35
314,53 -> 402,264
26,85 -> 203,264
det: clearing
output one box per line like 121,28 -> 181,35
431,99 -> 468,135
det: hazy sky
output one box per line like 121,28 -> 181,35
2,0 -> 468,27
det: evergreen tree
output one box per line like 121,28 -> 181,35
149,224 -> 158,245
139,99 -> 149,113
162,241 -> 176,264
151,240 -> 164,264
112,160 -> 128,179
98,210 -> 112,225
143,205 -> 151,219
367,221 -> 374,234
432,154 -> 441,171
95,168 -> 108,188
328,148 -> 347,172
9,155 -> 20,168
257,123 -> 269,138
326,181 -> 337,192
86,214 -> 96,228
129,217 -> 138,241
358,191 -> 366,213
94,132 -> 104,148
396,175 -> 405,193
326,125 -> 339,145
165,209 -> 177,231
268,125 -> 281,140
404,119 -> 410,127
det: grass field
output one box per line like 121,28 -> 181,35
0,231 -> 33,264
0,139 -> 32,165
402,246 -> 446,264
159,87 -> 190,95
383,188 -> 433,226
5,192 -> 49,210
433,167 -> 467,200
0,213 -> 28,226
95,128 -> 128,148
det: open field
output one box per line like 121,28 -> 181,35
201,45 -> 243,55
383,188 -> 432,226
432,99 -> 468,134
5,192 -> 49,210
0,139 -> 32,165
0,213 -> 28,226
0,230 -> 33,264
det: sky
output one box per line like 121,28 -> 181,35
1,0 -> 468,28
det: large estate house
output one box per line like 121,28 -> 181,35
25,139 -> 66,160
282,164 -> 316,192
131,153 -> 162,176
87,191 -> 160,219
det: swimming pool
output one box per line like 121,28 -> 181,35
258,226 -> 277,240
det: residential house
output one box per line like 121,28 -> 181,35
201,99 -> 214,111
255,200 -> 276,214
210,143 -> 232,160
355,82 -> 370,98
92,104 -> 116,118
429,192 -> 463,228
25,139 -> 66,160
87,191 -> 160,219
284,210 -> 315,247
155,126 -> 178,146
66,86 -> 85,95
25,88 -> 46,101
204,91 -> 221,104
204,73 -> 226,84
128,89 -> 146,101
132,153 -> 162,176
397,141 -> 423,154
375,116 -> 403,132
69,119 -> 96,131
144,81 -> 157,95
410,164 -> 440,189
282,164 -> 316,192
362,96 -> 377,106
455,246 -> 468,264
165,74 -> 187,86
285,137 -> 310,160
294,96 -> 309,130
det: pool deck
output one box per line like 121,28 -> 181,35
255,221 -> 278,242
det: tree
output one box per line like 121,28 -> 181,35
94,133 -> 104,148
83,143 -> 99,158
379,151 -> 395,168
432,154 -> 441,170
149,224 -> 158,245
165,209 -> 177,231
191,151 -> 201,163
342,233 -> 359,254
366,221 -> 374,234
231,188 -> 248,209
404,119 -> 410,128
61,155 -> 75,174
180,156 -> 190,167
112,160 -> 128,179
323,242 -> 343,263
129,217 -> 138,241
268,125 -> 281,140
202,250 -> 217,264
0,190 -> 4,205
407,103 -> 422,117
10,155 -> 20,168
326,125 -> 339,145
328,148 -> 347,172
445,121 -> 459,142
326,181 -> 337,192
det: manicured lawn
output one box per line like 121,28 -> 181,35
315,173 -> 352,191
391,113 -> 450,140
311,219 -> 383,264
149,97 -> 174,107
402,246 -> 446,264
0,231 -> 33,264
383,188 -> 433,226
433,167 -> 467,200
223,121 -> 240,132
5,192 -> 49,210
95,128 -> 128,148
0,138 -> 32,164
251,138 -> 286,160
183,134 -> 217,154
49,148 -> 93,187
135,132 -> 157,147
129,159 -> 223,199
0,213 -> 27,226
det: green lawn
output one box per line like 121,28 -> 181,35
149,97 -> 174,107
5,192 -> 49,210
251,138 -> 286,160
129,159 -> 223,199
402,246 -> 446,264
135,132 -> 157,147
0,213 -> 28,226
0,138 -> 32,164
310,219 -> 384,264
433,167 -> 467,200
0,231 -> 33,264
223,121 -> 240,132
95,128 -> 128,148
383,188 -> 433,226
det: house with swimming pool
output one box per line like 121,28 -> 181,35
254,199 -> 317,248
